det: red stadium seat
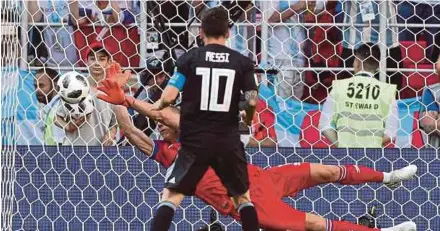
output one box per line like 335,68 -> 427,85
400,41 -> 428,67
400,63 -> 439,98
252,99 -> 278,142
74,25 -> 140,68
300,110 -> 332,148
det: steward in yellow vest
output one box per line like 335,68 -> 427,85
320,43 -> 398,148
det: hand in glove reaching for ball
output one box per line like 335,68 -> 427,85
97,79 -> 135,107
105,62 -> 131,87
97,62 -> 134,107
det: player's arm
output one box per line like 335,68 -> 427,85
96,78 -> 180,130
241,60 -> 259,126
131,101 -> 180,130
243,90 -> 258,126
114,105 -> 154,156
151,71 -> 185,111
151,53 -> 189,111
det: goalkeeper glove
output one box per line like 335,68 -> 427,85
97,79 -> 135,108
105,62 -> 131,87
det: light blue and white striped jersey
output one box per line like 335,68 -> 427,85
265,0 -> 306,65
1,67 -> 42,145
39,0 -> 78,66
342,0 -> 398,49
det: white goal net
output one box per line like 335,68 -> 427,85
1,0 -> 440,230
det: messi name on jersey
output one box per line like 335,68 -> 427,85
206,51 -> 230,63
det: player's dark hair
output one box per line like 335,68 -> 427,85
354,43 -> 380,72
36,67 -> 60,86
201,6 -> 229,38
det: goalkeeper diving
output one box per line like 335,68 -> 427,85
97,63 -> 417,231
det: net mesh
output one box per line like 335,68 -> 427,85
1,0 -> 440,230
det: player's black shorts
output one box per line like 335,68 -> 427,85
164,141 -> 249,197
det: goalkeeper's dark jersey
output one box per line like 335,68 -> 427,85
168,44 -> 257,149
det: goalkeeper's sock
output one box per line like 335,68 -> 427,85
337,165 -> 383,185
328,220 -> 380,231
150,201 -> 176,231
238,202 -> 259,231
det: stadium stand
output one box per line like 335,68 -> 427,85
1,0 -> 440,230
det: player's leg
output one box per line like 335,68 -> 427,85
233,189 -> 260,231
264,163 -> 417,199
255,198 -> 391,231
305,212 -> 380,231
150,189 -> 185,231
150,148 -> 209,231
212,144 -> 259,231
305,213 -> 416,231
309,164 -> 417,188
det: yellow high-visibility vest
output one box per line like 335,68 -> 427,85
330,72 -> 396,148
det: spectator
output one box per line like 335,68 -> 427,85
264,0 -> 309,101
55,95 -> 118,146
419,55 -> 440,148
397,1 -> 440,63
55,44 -> 117,146
70,0 -> 140,67
136,54 -> 171,103
72,0 -> 127,25
27,0 -> 78,66
319,43 -> 398,148
85,42 -> 111,86
339,1 -> 403,91
1,7 -> 42,145
419,58 -> 440,148
129,51 -> 173,139
34,67 -> 64,145
189,1 -> 255,58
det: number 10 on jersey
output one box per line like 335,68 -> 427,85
196,67 -> 236,112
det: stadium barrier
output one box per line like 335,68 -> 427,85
11,146 -> 439,230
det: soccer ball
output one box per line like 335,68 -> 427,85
57,71 -> 90,104
62,94 -> 94,120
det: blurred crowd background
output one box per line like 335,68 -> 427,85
2,0 -> 440,148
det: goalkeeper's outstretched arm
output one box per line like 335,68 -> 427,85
130,99 -> 180,131
96,78 -> 180,130
114,105 -> 154,156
